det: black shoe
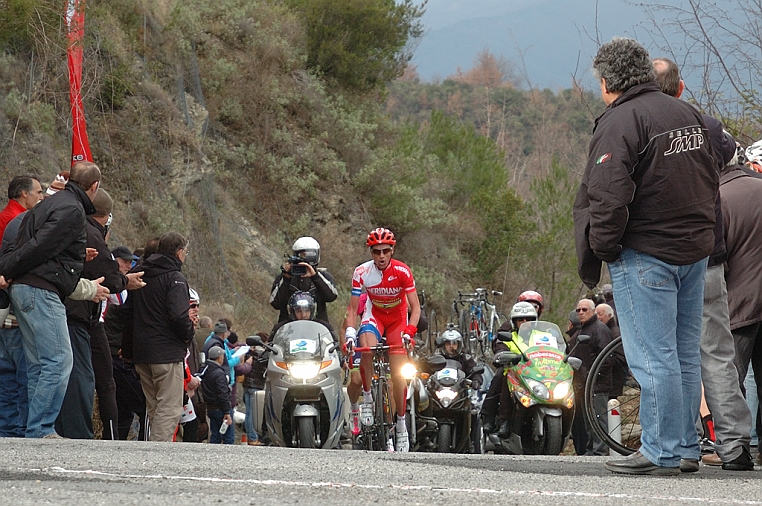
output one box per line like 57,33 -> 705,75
605,451 -> 681,476
482,417 -> 496,434
679,459 -> 699,473
497,420 -> 511,439
722,447 -> 754,471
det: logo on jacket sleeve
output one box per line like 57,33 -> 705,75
595,153 -> 612,164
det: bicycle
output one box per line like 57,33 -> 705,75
352,343 -> 407,451
452,288 -> 503,360
583,336 -> 641,455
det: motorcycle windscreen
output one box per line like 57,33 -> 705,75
434,360 -> 466,387
517,321 -> 567,353
271,320 -> 333,359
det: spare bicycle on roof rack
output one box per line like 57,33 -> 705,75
451,288 -> 506,361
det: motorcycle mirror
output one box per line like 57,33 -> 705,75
434,335 -> 444,347
493,352 -> 521,368
472,365 -> 485,375
328,343 -> 338,354
497,331 -> 513,341
577,334 -> 591,344
247,335 -> 264,347
567,356 -> 583,370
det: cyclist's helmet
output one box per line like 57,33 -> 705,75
366,227 -> 396,247
517,290 -> 544,317
292,236 -> 320,266
510,301 -> 537,330
188,288 -> 200,305
438,328 -> 464,358
288,291 -> 316,321
745,139 -> 762,173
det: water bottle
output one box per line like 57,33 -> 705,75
219,420 -> 229,435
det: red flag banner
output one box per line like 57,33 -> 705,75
65,0 -> 92,165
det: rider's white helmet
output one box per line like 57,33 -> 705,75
292,236 -> 320,266
510,301 -> 538,320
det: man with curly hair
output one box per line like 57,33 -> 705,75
573,37 -> 717,475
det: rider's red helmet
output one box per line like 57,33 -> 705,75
366,227 -> 396,247
518,290 -> 544,311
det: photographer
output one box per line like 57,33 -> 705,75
269,237 -> 337,325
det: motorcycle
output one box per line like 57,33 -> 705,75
405,351 -> 484,453
483,321 -> 584,455
251,320 -> 345,449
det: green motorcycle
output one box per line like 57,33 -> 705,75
487,321 -> 585,455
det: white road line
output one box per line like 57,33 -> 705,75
33,467 -> 761,505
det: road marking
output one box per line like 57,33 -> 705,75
35,467 -> 761,505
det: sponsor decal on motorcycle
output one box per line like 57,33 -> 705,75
289,339 -> 317,354
530,332 -> 558,348
437,368 -> 459,380
526,350 -> 563,361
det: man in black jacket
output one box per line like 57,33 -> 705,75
122,231 -> 195,442
0,162 -> 101,438
269,237 -> 338,325
570,298 -> 613,456
574,37 -> 716,475
200,346 -> 232,444
57,189 -> 145,439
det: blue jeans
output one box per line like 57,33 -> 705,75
0,326 -> 28,437
208,408 -> 235,444
9,284 -> 73,438
243,387 -> 261,442
746,366 -> 758,446
608,247 -> 707,467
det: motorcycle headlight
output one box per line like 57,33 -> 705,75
525,378 -> 550,400
401,362 -> 417,380
436,387 -> 458,401
553,380 -> 571,400
288,362 -> 321,380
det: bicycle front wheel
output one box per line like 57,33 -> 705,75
584,336 -> 641,455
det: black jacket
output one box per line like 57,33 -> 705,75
65,217 -> 128,327
121,253 -> 194,364
199,360 -> 231,411
269,269 -> 338,324
574,81 -> 717,287
242,346 -> 267,390
569,314 -> 613,393
0,183 -> 96,299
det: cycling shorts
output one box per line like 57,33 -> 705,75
359,309 -> 408,355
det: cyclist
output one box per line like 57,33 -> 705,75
344,227 -> 420,452
517,290 -> 544,318
482,301 -> 537,437
340,293 -> 368,437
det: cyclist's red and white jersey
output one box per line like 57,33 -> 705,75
351,259 -> 415,315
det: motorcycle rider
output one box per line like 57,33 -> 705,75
270,237 -> 338,325
517,290 -> 544,318
434,328 -> 483,390
482,301 -> 538,437
344,227 -> 421,452
270,291 -> 335,339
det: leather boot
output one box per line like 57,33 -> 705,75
482,415 -> 496,434
497,419 -> 511,439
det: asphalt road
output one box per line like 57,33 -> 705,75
0,439 -> 760,505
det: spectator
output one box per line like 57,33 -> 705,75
600,284 -> 616,318
566,308 -> 588,455
569,299 -> 614,456
121,232 -> 195,442
0,175 -> 43,437
0,162 -> 102,438
242,331 -> 268,446
194,316 -> 213,352
719,137 -> 762,468
574,38 -> 717,475
111,246 -> 137,274
595,303 -> 627,400
269,237 -> 338,325
180,288 -> 202,443
199,346 -> 232,445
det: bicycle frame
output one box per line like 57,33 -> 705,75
454,288 -> 503,358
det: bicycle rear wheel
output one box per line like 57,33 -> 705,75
375,376 -> 391,451
584,337 -> 640,455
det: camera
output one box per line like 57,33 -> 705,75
288,256 -> 307,277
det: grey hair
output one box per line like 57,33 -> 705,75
579,298 -> 595,310
592,37 -> 655,93
597,303 -> 615,318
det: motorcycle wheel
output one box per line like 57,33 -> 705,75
297,417 -> 316,449
437,423 -> 453,453
471,414 -> 484,454
542,416 -> 564,455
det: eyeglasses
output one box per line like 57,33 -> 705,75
371,247 -> 392,256
189,303 -> 199,309
575,308 -> 590,313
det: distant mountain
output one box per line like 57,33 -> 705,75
412,0 -> 661,89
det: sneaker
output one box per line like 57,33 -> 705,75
396,431 -> 410,453
360,402 -> 374,426
722,447 -> 754,471
350,408 -> 361,436
387,437 -> 395,452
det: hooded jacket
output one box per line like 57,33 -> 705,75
0,183 -> 96,299
121,253 -> 194,364
574,81 -> 717,287
199,359 -> 231,411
